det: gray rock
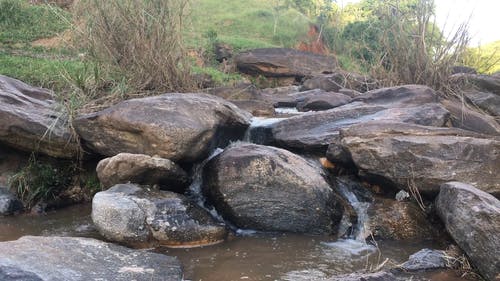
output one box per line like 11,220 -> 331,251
272,102 -> 448,153
96,153 -> 190,192
0,187 -> 23,216
441,99 -> 500,135
0,236 -> 183,281
235,48 -> 337,78
92,184 -> 227,247
0,75 -> 79,158
74,93 -> 251,163
302,71 -> 378,93
202,143 -> 343,234
465,90 -> 500,116
399,249 -> 448,271
330,122 -> 500,196
269,84 -> 449,153
296,91 -> 352,112
436,182 -> 500,281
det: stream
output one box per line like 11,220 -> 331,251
0,112 -> 471,281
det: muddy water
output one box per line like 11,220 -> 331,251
0,205 -> 469,281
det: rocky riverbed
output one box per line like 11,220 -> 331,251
1,48 -> 499,281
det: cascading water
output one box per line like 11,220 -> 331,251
321,177 -> 376,255
186,148 -> 225,222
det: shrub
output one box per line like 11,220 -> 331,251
8,156 -> 75,208
73,0 -> 195,93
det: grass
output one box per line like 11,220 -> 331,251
188,0 -> 310,52
0,0 -> 69,44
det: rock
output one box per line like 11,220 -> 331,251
296,91 -> 352,112
0,145 -> 28,187
92,184 -> 227,247
0,187 -> 23,216
0,236 -> 183,281
214,42 -> 233,62
368,198 -> 435,240
270,84 -> 449,153
302,71 -> 378,93
399,249 -> 448,271
436,182 -> 500,281
441,99 -> 500,135
469,74 -> 500,94
205,84 -> 275,116
74,93 -> 251,163
352,84 -> 438,105
96,153 -> 190,192
202,143 -> 343,234
327,271 -> 397,281
465,90 -> 500,116
235,48 -> 337,79
330,122 -> 500,196
0,75 -> 79,158
451,66 -> 477,75
272,103 -> 448,153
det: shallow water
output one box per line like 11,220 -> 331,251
0,204 -> 471,281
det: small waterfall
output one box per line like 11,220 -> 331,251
187,148 -> 224,222
243,116 -> 285,144
322,177 -> 376,255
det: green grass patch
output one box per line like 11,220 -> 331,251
189,0 -> 310,51
0,51 -> 84,90
0,0 -> 70,44
192,65 -> 243,86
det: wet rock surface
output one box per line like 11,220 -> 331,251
0,187 -> 23,216
92,184 -> 227,247
436,182 -> 500,281
96,153 -> 190,192
329,122 -> 500,196
203,143 -> 343,234
74,93 -> 251,163
0,236 -> 183,281
0,75 -> 79,158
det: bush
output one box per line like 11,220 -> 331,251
73,0 -> 195,93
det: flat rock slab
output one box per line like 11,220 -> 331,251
329,122 -> 500,196
269,85 -> 449,153
436,182 -> 500,281
0,75 -> 79,158
96,153 -> 190,192
202,143 -> 343,234
74,93 -> 251,163
92,184 -> 227,247
0,236 -> 183,281
235,48 -> 337,78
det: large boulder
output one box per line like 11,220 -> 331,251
328,122 -> 500,196
0,187 -> 23,216
0,75 -> 79,158
92,184 -> 227,247
269,85 -> 449,153
202,143 -> 343,234
436,182 -> 500,281
96,153 -> 190,192
235,48 -> 337,79
74,93 -> 251,163
0,236 -> 183,281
